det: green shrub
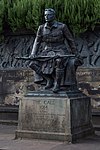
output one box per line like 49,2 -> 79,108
25,0 -> 45,32
0,0 -> 5,40
8,0 -> 30,31
0,0 -> 100,39
43,0 -> 100,34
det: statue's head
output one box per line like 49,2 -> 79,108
44,8 -> 55,22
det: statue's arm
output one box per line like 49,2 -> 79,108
63,24 -> 77,55
31,25 -> 42,56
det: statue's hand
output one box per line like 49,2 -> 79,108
72,50 -> 79,57
54,55 -> 60,59
29,54 -> 36,58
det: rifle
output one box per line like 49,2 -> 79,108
16,54 -> 75,62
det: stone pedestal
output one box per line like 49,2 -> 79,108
15,91 -> 94,142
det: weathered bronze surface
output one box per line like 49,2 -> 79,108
29,8 -> 83,92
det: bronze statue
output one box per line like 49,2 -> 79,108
29,8 -> 83,92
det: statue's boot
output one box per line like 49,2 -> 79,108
53,69 -> 64,93
44,76 -> 54,89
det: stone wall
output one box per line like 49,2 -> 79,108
0,68 -> 100,109
77,68 -> 100,109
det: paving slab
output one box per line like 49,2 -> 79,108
0,125 -> 100,150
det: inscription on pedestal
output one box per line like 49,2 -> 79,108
19,97 -> 70,133
16,93 -> 94,141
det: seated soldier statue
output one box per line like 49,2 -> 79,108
29,8 -> 83,93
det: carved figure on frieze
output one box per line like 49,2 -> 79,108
0,36 -> 34,69
75,37 -> 89,67
91,38 -> 100,66
86,31 -> 100,67
76,36 -> 95,67
82,30 -> 100,67
29,8 -> 83,93
1,50 -> 10,68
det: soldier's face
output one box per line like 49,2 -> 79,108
44,10 -> 55,22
